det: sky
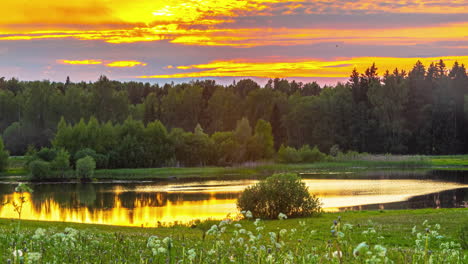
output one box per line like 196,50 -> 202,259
0,0 -> 467,85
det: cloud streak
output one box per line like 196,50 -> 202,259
139,56 -> 468,79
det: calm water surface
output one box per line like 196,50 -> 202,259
0,171 -> 466,227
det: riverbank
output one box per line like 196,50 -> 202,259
0,208 -> 466,263
1,154 -> 467,181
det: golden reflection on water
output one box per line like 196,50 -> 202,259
0,179 -> 466,227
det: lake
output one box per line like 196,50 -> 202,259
0,170 -> 466,227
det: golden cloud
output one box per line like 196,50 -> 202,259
138,56 -> 468,79
0,1 -> 467,47
58,59 -> 102,65
58,59 -> 147,68
106,61 -> 147,67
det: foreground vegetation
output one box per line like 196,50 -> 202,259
1,154 -> 467,180
0,209 -> 466,263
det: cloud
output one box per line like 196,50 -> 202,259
58,59 -> 147,68
0,1 -> 466,47
138,56 -> 468,79
106,61 -> 147,67
58,59 -> 102,65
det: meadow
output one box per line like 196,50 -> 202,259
1,154 -> 467,181
0,209 -> 466,263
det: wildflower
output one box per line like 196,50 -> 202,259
279,229 -> 287,236
412,226 -> 417,234
299,221 -> 306,227
337,231 -> 345,238
147,236 -> 161,248
207,249 -> 216,256
157,247 -> 167,254
239,229 -> 246,234
13,249 -> 23,257
353,242 -> 369,257
254,218 -> 261,226
343,223 -> 353,231
162,237 -> 172,245
187,249 -> 196,261
278,213 -> 287,220
234,223 -> 242,228
256,226 -> 264,232
332,251 -> 342,258
229,255 -> 235,262
374,245 -> 387,257
32,228 -> 46,240
26,252 -> 41,264
245,211 -> 253,219
266,254 -> 274,263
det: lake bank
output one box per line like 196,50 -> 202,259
0,208 -> 466,263
2,154 -> 468,181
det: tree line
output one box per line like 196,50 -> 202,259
1,59 -> 467,164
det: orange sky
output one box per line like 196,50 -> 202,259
0,0 -> 467,83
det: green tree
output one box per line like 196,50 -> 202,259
0,136 -> 9,172
29,160 -> 51,180
51,149 -> 70,178
248,119 -> 274,160
76,156 -> 96,179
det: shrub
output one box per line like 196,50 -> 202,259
29,160 -> 51,180
276,145 -> 301,163
51,149 -> 70,177
237,173 -> 321,219
329,144 -> 341,157
0,136 -> 9,172
36,147 -> 57,162
74,148 -> 108,169
74,148 -> 97,161
299,145 -> 327,163
76,156 -> 96,179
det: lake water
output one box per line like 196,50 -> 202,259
0,170 -> 466,227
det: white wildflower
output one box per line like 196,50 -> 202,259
13,249 -> 23,257
245,211 -> 253,219
332,251 -> 342,258
278,213 -> 288,220
353,242 -> 369,257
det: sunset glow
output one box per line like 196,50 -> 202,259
0,0 -> 467,82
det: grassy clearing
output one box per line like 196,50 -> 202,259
0,209 -> 466,263
2,154 -> 467,180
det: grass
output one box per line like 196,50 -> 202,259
0,209 -> 466,263
2,154 -> 467,181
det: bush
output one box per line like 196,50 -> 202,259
74,148 -> 108,169
36,147 -> 57,162
74,148 -> 97,161
0,137 -> 9,172
51,149 -> 70,177
237,173 -> 321,219
329,144 -> 341,157
276,145 -> 301,163
76,156 -> 96,179
29,160 -> 51,180
299,145 -> 327,163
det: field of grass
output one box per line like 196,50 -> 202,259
0,209 -> 466,263
2,154 -> 467,180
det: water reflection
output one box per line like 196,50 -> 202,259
0,177 -> 466,227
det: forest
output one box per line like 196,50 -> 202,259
0,59 -> 467,168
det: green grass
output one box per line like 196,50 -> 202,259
0,209 -> 466,263
0,156 -> 28,177
2,154 -> 468,181
431,155 -> 468,167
